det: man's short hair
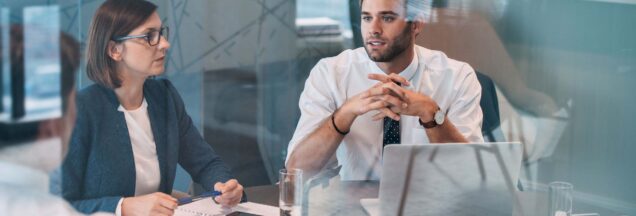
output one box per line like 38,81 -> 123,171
0,25 -> 79,146
85,0 -> 157,89
359,0 -> 430,22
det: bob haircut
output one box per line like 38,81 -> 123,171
85,0 -> 157,89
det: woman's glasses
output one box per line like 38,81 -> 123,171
112,26 -> 169,46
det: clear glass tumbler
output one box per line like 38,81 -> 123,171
548,181 -> 573,216
279,168 -> 303,216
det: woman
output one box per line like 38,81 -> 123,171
62,0 -> 243,215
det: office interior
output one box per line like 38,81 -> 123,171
1,0 -> 635,215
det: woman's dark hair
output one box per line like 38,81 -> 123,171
85,0 -> 157,89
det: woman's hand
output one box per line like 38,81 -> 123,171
121,192 -> 178,216
213,179 -> 244,207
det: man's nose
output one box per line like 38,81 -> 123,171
368,19 -> 382,37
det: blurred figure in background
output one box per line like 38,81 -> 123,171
0,25 -> 111,215
415,0 -> 568,181
351,0 -> 559,116
416,0 -> 559,116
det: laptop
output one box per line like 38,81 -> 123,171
360,142 -> 524,216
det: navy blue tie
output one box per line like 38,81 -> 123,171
383,117 -> 400,146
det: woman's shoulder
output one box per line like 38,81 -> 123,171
76,83 -> 119,110
144,77 -> 174,90
144,78 -> 184,108
77,84 -> 110,101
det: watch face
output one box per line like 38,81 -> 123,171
434,110 -> 445,125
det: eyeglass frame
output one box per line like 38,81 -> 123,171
112,26 -> 169,46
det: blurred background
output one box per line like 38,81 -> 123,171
1,0 -> 634,215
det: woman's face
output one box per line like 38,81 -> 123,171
114,12 -> 170,81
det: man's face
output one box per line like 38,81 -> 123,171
361,0 -> 414,62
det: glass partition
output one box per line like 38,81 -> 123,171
2,0 -> 633,215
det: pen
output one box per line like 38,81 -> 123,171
177,190 -> 222,205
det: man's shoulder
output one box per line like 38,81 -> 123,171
0,186 -> 93,216
416,45 -> 474,76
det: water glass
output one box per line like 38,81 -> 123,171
279,168 -> 303,216
549,181 -> 573,216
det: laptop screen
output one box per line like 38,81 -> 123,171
379,142 -> 523,216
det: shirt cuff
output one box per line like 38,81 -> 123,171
115,198 -> 124,216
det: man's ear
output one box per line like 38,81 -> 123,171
411,20 -> 424,38
107,41 -> 123,61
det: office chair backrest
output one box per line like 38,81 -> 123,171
475,71 -> 501,141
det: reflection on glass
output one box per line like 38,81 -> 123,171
60,0 -> 634,215
22,5 -> 61,122
1,8 -> 10,118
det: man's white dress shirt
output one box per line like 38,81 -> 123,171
0,139 -> 112,216
286,45 -> 484,180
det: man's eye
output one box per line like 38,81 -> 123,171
383,16 -> 395,22
362,16 -> 372,22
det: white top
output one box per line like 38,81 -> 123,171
286,46 -> 484,180
0,154 -> 112,215
115,99 -> 161,215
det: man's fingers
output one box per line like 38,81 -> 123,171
361,86 -> 389,99
368,73 -> 410,86
367,73 -> 391,83
381,82 -> 406,99
373,95 -> 405,111
389,73 -> 410,86
372,112 -> 386,121
379,107 -> 400,121
360,100 -> 387,114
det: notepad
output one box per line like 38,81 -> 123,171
174,198 -> 279,216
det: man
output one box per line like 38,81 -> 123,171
0,25 -> 111,215
286,0 -> 484,180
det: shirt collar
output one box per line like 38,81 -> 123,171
368,47 -> 419,82
399,47 -> 419,83
118,98 -> 148,112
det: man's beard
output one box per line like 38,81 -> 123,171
365,24 -> 412,62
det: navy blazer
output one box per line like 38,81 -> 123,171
62,78 -> 234,213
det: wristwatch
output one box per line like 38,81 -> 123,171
419,107 -> 445,129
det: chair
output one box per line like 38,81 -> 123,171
475,71 -> 504,142
428,70 -> 505,176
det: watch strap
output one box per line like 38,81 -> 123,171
419,107 -> 442,129
418,118 -> 438,129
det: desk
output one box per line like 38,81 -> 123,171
245,181 -> 379,216
244,181 -> 558,216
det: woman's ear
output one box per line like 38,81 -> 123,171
107,41 -> 123,61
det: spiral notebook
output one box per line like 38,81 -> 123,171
174,198 -> 279,216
